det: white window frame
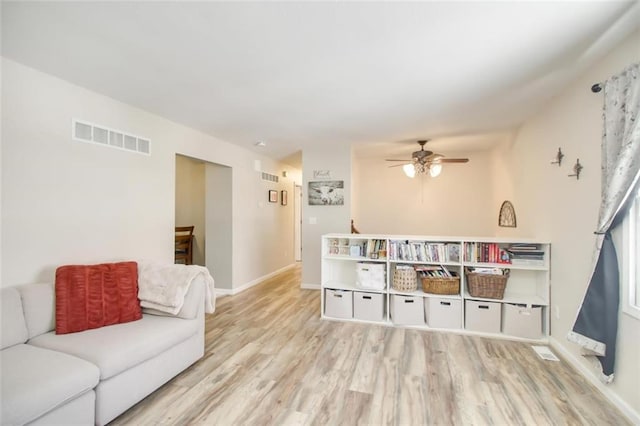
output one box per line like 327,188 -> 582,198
622,186 -> 640,320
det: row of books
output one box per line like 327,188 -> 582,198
389,241 -> 460,262
464,243 -> 511,264
364,239 -> 387,258
330,239 -> 544,265
414,265 -> 457,278
332,239 -> 387,258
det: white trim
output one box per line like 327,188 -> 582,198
549,337 -> 640,425
301,283 -> 321,290
215,263 -> 297,297
215,288 -> 234,297
622,192 -> 640,320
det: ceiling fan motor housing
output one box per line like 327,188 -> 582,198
413,140 -> 433,162
412,150 -> 433,161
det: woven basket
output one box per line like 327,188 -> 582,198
466,269 -> 509,299
422,276 -> 460,295
393,266 -> 417,292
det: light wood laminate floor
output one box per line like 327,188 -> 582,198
111,264 -> 630,425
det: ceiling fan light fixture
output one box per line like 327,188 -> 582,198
403,163 -> 416,178
386,140 -> 469,179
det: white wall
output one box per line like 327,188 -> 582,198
1,58 -> 299,289
352,151 -> 497,236
205,162 -> 232,290
302,145 -> 352,287
495,30 -> 640,421
0,6 -> 3,282
175,155 -> 205,266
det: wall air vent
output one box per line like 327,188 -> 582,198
261,172 -> 279,183
72,119 -> 151,155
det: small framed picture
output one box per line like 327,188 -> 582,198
268,190 -> 278,203
281,190 -> 288,206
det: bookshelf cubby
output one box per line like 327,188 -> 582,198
321,234 -> 551,342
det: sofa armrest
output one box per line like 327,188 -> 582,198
142,275 -> 205,320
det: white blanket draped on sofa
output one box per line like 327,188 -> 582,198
138,262 -> 216,315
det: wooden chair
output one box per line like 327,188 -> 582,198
175,226 -> 194,265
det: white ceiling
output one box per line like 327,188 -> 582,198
2,1 -> 639,167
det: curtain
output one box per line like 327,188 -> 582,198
567,63 -> 640,383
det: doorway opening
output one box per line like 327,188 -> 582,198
175,154 -> 233,289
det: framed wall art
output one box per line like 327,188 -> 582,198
308,180 -> 344,205
498,200 -> 517,227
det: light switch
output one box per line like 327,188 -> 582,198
309,217 -> 317,225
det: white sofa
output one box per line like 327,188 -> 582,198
0,277 -> 206,426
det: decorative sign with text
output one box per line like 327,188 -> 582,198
313,170 -> 331,179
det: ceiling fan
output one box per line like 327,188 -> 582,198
385,140 -> 469,178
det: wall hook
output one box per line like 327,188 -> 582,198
550,147 -> 564,166
568,159 -> 583,180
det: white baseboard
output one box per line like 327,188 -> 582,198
215,263 -> 297,297
215,288 -> 234,296
301,283 -> 320,290
549,337 -> 640,424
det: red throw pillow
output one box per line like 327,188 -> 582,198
55,261 -> 142,334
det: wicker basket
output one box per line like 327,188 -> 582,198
393,266 -> 417,292
422,276 -> 460,295
466,269 -> 509,299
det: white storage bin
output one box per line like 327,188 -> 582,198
425,297 -> 462,329
356,262 -> 386,290
324,289 -> 353,319
502,303 -> 542,339
390,295 -> 424,325
465,300 -> 501,333
353,292 -> 385,322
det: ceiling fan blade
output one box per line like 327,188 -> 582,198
385,159 -> 411,162
433,158 -> 469,163
388,163 -> 410,168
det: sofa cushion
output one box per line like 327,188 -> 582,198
29,313 -> 198,380
1,287 -> 29,349
55,261 -> 142,334
0,344 -> 100,425
18,283 -> 55,339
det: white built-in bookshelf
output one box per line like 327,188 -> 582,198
321,233 -> 551,342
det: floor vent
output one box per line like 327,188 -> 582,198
261,172 -> 279,183
72,119 -> 151,155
